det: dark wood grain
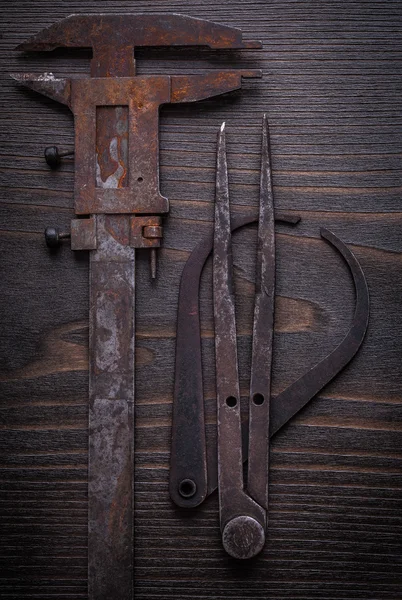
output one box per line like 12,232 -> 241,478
1,1 -> 402,598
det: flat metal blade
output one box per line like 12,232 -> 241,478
247,114 -> 275,511
213,123 -> 243,503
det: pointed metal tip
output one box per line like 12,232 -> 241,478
15,36 -> 58,52
10,72 -> 37,86
261,112 -> 271,159
258,110 -> 273,231
261,114 -> 270,153
262,113 -> 270,134
218,122 -> 226,148
217,122 -> 227,157
215,120 -> 229,212
150,248 -> 157,280
10,72 -> 71,105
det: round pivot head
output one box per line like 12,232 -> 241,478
222,516 -> 265,559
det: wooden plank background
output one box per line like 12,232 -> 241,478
1,1 -> 402,598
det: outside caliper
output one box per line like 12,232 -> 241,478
13,13 -> 262,600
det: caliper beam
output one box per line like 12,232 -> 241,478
14,13 -> 262,599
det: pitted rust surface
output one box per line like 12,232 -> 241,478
89,216 -> 135,600
90,260 -> 135,401
71,76 -> 170,215
71,217 -> 97,251
88,398 -> 133,598
130,216 -> 163,248
96,105 -> 129,189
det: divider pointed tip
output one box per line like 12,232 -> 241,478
217,122 -> 227,152
262,113 -> 270,134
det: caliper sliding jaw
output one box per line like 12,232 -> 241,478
13,13 -> 262,266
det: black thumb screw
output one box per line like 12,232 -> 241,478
44,146 -> 74,169
44,227 -> 71,248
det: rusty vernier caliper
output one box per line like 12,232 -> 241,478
13,13 -> 262,599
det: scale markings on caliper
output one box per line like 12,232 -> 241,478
13,13 -> 262,599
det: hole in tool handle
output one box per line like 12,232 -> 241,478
178,478 -> 197,499
252,393 -> 265,406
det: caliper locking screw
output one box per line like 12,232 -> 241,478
44,226 -> 71,248
44,146 -> 74,169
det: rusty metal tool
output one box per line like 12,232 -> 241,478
214,119 -> 268,559
170,117 -> 370,560
169,118 -> 299,510
13,13 -> 262,598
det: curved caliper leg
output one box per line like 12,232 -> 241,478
270,227 -> 369,435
